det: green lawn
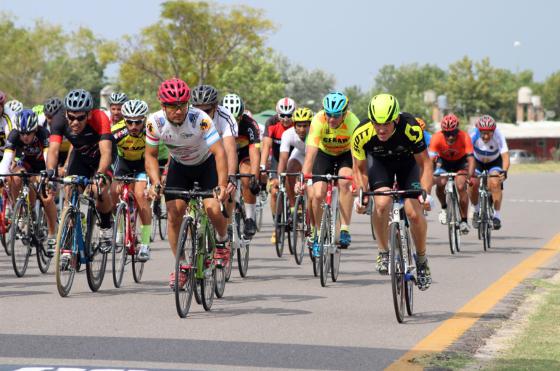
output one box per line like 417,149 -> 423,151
509,161 -> 560,173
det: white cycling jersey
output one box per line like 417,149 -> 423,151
146,108 -> 220,166
0,110 -> 16,157
469,127 -> 508,163
211,105 -> 238,138
280,127 -> 306,165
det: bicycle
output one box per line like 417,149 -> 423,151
361,186 -> 425,323
166,185 -> 228,317
292,173 -> 311,266
112,175 -> 147,288
0,172 -> 50,276
224,174 -> 253,282
274,172 -> 299,258
255,169 -> 272,233
435,172 -> 465,254
52,175 -> 109,297
150,166 -> 167,242
0,182 -> 13,256
307,172 -> 352,287
476,171 -> 501,251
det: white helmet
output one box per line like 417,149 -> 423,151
276,97 -> 296,116
109,92 -> 128,105
122,99 -> 149,118
222,94 -> 244,118
6,99 -> 23,114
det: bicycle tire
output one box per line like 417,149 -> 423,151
131,208 -> 144,283
1,191 -> 12,256
319,206 -> 330,287
256,194 -> 264,232
368,197 -> 376,240
201,231 -> 216,310
10,198 -> 31,277
194,279 -> 203,305
404,228 -> 414,316
330,208 -> 341,282
85,205 -> 107,292
159,197 -> 167,240
445,191 -> 459,254
224,241 -> 234,282
55,207 -> 77,297
274,191 -> 286,258
175,217 -> 196,318
481,196 -> 491,251
452,187 -> 461,252
292,195 -> 306,265
112,203 -> 127,288
150,199 -> 158,242
390,222 -> 406,323
35,203 -> 51,274
236,206 -> 250,277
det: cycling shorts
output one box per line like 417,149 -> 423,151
164,155 -> 218,201
368,156 -> 421,191
114,157 -> 146,179
312,150 -> 352,184
475,156 -> 503,174
434,156 -> 469,175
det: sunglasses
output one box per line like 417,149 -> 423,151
443,129 -> 459,137
326,111 -> 343,118
279,113 -> 292,119
164,102 -> 189,111
67,113 -> 87,122
125,119 -> 145,126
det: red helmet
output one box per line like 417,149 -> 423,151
476,115 -> 496,131
158,78 -> 190,104
441,114 -> 459,132
0,90 -> 6,105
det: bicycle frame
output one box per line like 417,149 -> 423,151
117,181 -> 138,255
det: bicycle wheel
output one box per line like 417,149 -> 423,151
112,203 -> 127,288
175,217 -> 196,318
201,231 -> 216,310
236,206 -> 250,277
330,208 -> 341,282
292,195 -> 306,265
150,199 -> 158,242
390,222 -> 406,323
319,207 -> 331,287
55,207 -> 78,297
404,229 -> 414,316
480,197 -> 491,251
131,208 -> 144,283
445,192 -> 459,254
255,193 -> 264,232
10,198 -> 31,277
1,191 -> 12,256
368,197 -> 376,240
85,205 -> 108,292
159,197 -> 168,240
274,191 -> 286,257
194,279 -> 203,305
35,203 -> 51,274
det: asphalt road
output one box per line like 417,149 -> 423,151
1,172 -> 559,371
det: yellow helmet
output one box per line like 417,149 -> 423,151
368,94 -> 400,124
293,107 -> 314,123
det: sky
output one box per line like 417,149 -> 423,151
2,0 -> 559,90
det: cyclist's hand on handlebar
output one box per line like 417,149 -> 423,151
216,185 -> 227,203
226,175 -> 237,195
353,196 -> 368,214
95,172 -> 111,186
294,180 -> 306,194
500,170 -> 508,181
418,193 -> 433,212
149,183 -> 162,200
249,177 -> 260,195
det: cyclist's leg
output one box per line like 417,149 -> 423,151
310,150 -> 333,234
488,158 -> 504,228
134,171 -> 152,259
164,158 -> 191,257
286,149 -> 303,208
239,158 -> 257,236
8,165 -> 24,202
369,158 -> 394,253
268,156 -> 279,219
336,152 -> 353,246
433,159 -> 448,209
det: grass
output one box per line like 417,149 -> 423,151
486,279 -> 560,371
509,161 -> 560,173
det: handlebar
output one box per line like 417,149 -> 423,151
303,173 -> 353,182
164,187 -> 229,218
360,188 -> 426,201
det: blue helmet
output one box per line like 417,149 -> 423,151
323,91 -> 348,117
15,109 -> 39,133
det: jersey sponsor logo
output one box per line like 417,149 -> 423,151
180,132 -> 193,138
404,124 -> 423,143
323,136 -> 349,144
147,121 -> 156,136
352,127 -> 370,151
200,118 -> 211,132
157,116 -> 166,128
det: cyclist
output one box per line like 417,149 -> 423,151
429,114 -> 475,234
416,117 -> 431,146
5,100 -> 23,115
468,115 -> 509,230
0,109 -> 58,256
278,107 -> 314,229
221,93 -> 261,237
144,78 -> 229,289
111,99 -> 152,261
260,97 -> 296,243
300,92 -> 359,250
352,93 -> 433,290
46,88 -> 114,252
0,91 -> 15,161
108,92 -> 129,125
43,97 -> 72,176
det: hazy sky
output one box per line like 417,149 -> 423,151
2,0 -> 559,89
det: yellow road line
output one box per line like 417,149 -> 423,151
386,232 -> 560,371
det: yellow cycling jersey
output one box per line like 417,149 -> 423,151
111,120 -> 146,161
306,110 -> 360,156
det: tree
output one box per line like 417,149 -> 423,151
343,85 -> 369,121
542,72 -> 560,119
0,14 -> 113,106
117,1 -> 280,109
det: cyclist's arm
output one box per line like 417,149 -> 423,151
97,139 -> 112,175
353,157 -> 368,192
209,140 -> 228,188
277,151 -> 289,175
302,145 -> 318,175
223,136 -> 238,176
249,144 -> 260,178
145,144 -> 160,186
414,149 -> 433,194
46,140 -> 60,171
259,137 -> 272,169
467,155 -> 476,178
501,151 -> 510,172
0,149 -> 14,175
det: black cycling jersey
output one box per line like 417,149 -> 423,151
5,126 -> 50,162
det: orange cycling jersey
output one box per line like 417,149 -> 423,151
429,130 -> 473,161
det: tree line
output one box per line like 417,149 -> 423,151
1,1 -> 559,124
